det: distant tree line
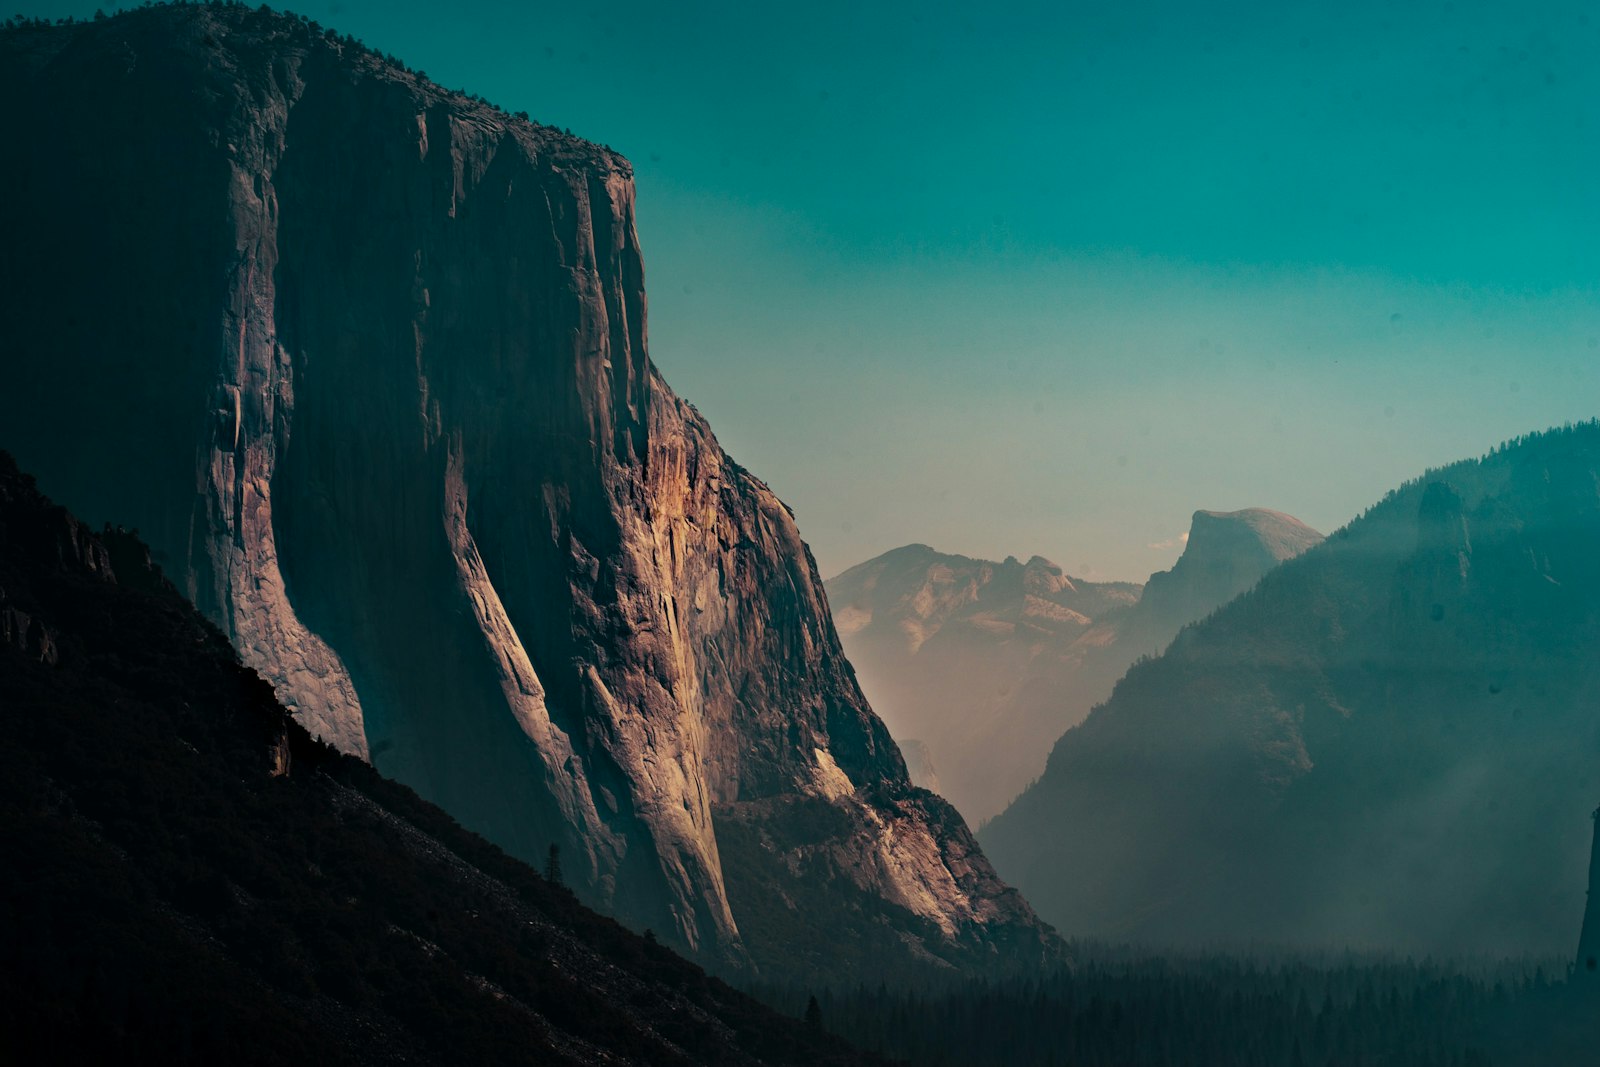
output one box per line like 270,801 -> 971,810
752,947 -> 1588,1067
1342,418 -> 1600,533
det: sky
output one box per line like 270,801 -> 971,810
24,0 -> 1600,579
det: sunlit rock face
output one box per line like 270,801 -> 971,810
982,425 -> 1600,958
0,7 -> 1059,982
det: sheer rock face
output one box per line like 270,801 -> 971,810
0,8 -> 1057,979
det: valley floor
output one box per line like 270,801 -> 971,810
754,944 -> 1597,1067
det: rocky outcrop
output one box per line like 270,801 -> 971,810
981,424 -> 1600,957
0,7 -> 1056,981
827,513 -> 1319,823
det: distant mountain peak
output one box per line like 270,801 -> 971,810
828,510 -> 1319,823
1184,508 -> 1326,565
885,542 -> 940,559
1126,509 -> 1324,638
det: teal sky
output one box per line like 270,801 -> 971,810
27,1 -> 1600,579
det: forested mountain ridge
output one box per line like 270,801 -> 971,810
982,422 -> 1600,958
0,3 -> 1057,983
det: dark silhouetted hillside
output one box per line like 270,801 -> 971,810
0,449 -> 882,1066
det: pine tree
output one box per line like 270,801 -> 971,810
544,842 -> 562,886
804,994 -> 822,1030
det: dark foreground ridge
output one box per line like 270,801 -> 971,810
0,449 -> 881,1065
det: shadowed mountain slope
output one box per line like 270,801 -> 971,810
982,423 -> 1600,957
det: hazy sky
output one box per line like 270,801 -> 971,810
27,1 -> 1600,579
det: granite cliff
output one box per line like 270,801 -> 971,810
0,5 -> 1056,982
981,424 -> 1600,956
828,510 -> 1320,823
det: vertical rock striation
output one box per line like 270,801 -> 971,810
0,6 -> 1056,980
